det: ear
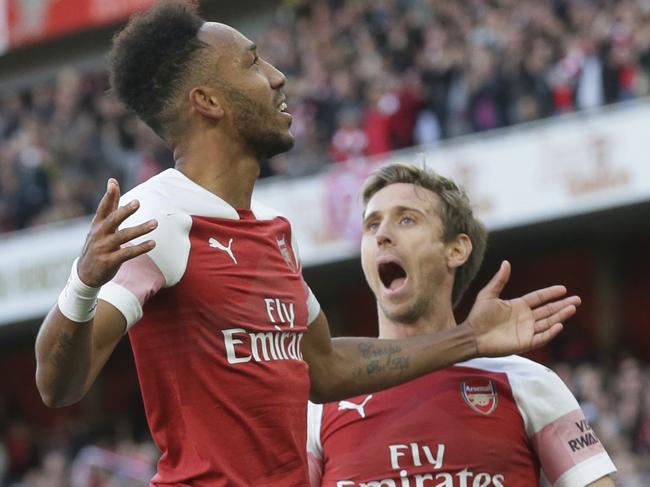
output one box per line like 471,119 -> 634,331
189,86 -> 224,121
445,233 -> 472,270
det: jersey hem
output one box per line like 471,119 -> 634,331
552,452 -> 616,487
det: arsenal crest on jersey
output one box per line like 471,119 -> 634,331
460,379 -> 498,415
276,234 -> 298,273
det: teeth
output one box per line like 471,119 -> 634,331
279,102 -> 288,112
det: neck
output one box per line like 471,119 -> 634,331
173,130 -> 260,209
377,300 -> 457,339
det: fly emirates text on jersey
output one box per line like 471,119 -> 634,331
222,298 -> 304,364
336,442 -> 505,487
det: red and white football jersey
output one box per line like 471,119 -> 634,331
97,169 -> 320,486
307,356 -> 615,487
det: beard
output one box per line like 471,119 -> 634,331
223,86 -> 294,158
378,294 -> 430,325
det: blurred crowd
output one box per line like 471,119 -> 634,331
0,413 -> 157,487
555,358 -> 650,486
2,0 -> 650,232
0,70 -> 173,234
0,358 -> 648,486
267,0 -> 650,174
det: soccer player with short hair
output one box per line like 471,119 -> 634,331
307,163 -> 616,487
35,2 -> 581,485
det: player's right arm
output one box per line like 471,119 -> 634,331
35,179 -> 157,407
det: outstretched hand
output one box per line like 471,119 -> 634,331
464,261 -> 580,357
77,179 -> 157,288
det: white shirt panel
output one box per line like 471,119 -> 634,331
307,401 -> 324,487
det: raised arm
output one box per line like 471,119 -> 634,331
35,179 -> 156,407
302,261 -> 580,403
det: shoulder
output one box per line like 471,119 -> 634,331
117,171 -> 195,286
251,198 -> 288,222
120,168 -> 239,220
459,356 -> 579,432
459,355 -> 561,388
118,170 -> 186,225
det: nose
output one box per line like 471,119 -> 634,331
375,221 -> 394,247
265,60 -> 286,89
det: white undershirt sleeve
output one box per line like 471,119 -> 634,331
307,401 -> 324,487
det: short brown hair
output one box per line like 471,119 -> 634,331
362,163 -> 487,307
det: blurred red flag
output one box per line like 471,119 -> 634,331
5,0 -> 155,50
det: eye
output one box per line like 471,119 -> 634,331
252,55 -> 260,66
399,216 -> 415,225
364,221 -> 379,232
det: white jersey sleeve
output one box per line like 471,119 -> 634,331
307,401 -> 324,487
97,183 -> 192,330
466,357 -> 616,487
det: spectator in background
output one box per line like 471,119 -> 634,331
0,67 -> 173,233
2,0 -> 650,227
330,109 -> 367,163
363,79 -> 396,156
4,357 -> 650,485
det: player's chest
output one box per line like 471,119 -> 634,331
177,216 -> 308,330
321,369 -> 534,481
187,215 -> 299,278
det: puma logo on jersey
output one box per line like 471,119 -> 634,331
209,237 -> 237,264
338,395 -> 373,418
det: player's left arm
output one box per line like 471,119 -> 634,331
302,311 -> 478,403
302,262 -> 579,402
587,476 -> 615,486
508,361 -> 616,487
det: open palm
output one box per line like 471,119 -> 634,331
465,261 -> 580,357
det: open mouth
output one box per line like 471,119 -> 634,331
278,102 -> 288,113
378,261 -> 407,291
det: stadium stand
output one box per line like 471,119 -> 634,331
2,0 -> 650,231
1,0 -> 650,485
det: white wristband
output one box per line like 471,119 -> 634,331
57,258 -> 100,323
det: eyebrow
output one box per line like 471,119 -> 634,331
362,205 -> 427,225
247,43 -> 257,52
